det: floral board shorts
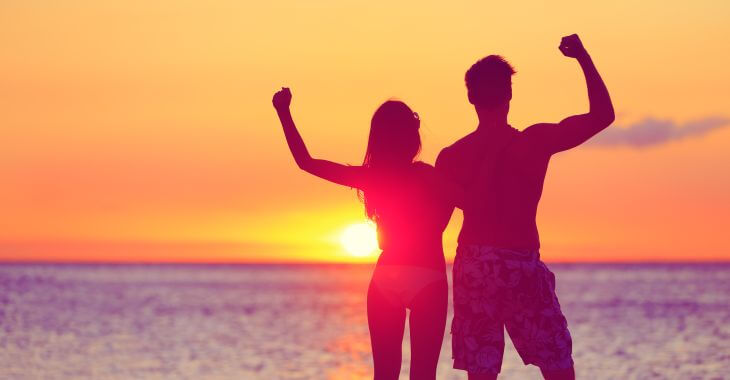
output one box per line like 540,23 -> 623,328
451,245 -> 573,374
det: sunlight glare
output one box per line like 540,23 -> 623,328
340,222 -> 379,257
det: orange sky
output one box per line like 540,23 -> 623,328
1,1 -> 729,262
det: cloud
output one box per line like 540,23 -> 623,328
586,117 -> 730,148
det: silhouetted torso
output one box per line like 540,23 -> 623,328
364,162 -> 453,270
438,126 -> 550,250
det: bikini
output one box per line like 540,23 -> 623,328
371,263 -> 446,308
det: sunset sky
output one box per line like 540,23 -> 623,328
1,1 -> 729,263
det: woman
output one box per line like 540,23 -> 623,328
272,87 -> 461,380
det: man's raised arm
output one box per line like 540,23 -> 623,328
529,34 -> 615,153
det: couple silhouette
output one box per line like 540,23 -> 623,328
273,34 -> 614,380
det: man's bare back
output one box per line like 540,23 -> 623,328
440,34 -> 615,379
437,34 -> 615,253
437,124 -> 555,250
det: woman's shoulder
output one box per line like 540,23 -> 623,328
412,161 -> 434,170
412,161 -> 444,183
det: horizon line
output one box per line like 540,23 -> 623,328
2,259 -> 730,266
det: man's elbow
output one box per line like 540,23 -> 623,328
592,109 -> 615,129
601,112 -> 615,128
605,105 -> 616,124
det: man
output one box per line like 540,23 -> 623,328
436,34 -> 614,380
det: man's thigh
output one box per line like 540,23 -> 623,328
504,261 -> 573,372
468,373 -> 499,380
452,245 -> 507,374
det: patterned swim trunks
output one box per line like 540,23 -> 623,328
451,245 -> 573,374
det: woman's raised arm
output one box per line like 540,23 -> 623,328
273,87 -> 368,189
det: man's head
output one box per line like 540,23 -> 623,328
465,55 -> 515,110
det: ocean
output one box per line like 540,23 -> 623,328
1,263 -> 728,379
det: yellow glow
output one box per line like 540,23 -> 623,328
1,1 -> 729,262
340,222 -> 379,257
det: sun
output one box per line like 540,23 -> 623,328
340,221 -> 379,257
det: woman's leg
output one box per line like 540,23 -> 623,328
408,278 -> 448,380
367,280 -> 407,380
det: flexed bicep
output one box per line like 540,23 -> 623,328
536,34 -> 614,154
529,115 -> 604,153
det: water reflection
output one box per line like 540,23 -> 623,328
0,263 -> 728,379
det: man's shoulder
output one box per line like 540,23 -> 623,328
439,133 -> 478,159
518,123 -> 560,154
521,122 -> 558,140
437,136 -> 469,170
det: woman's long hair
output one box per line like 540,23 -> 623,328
358,100 -> 421,222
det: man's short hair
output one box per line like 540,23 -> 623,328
465,55 -> 516,108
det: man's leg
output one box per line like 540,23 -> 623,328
506,259 -> 574,380
452,246 -> 506,377
540,366 -> 575,380
468,372 -> 498,380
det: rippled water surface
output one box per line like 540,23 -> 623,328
1,263 -> 729,379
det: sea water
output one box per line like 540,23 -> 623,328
1,263 -> 728,379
